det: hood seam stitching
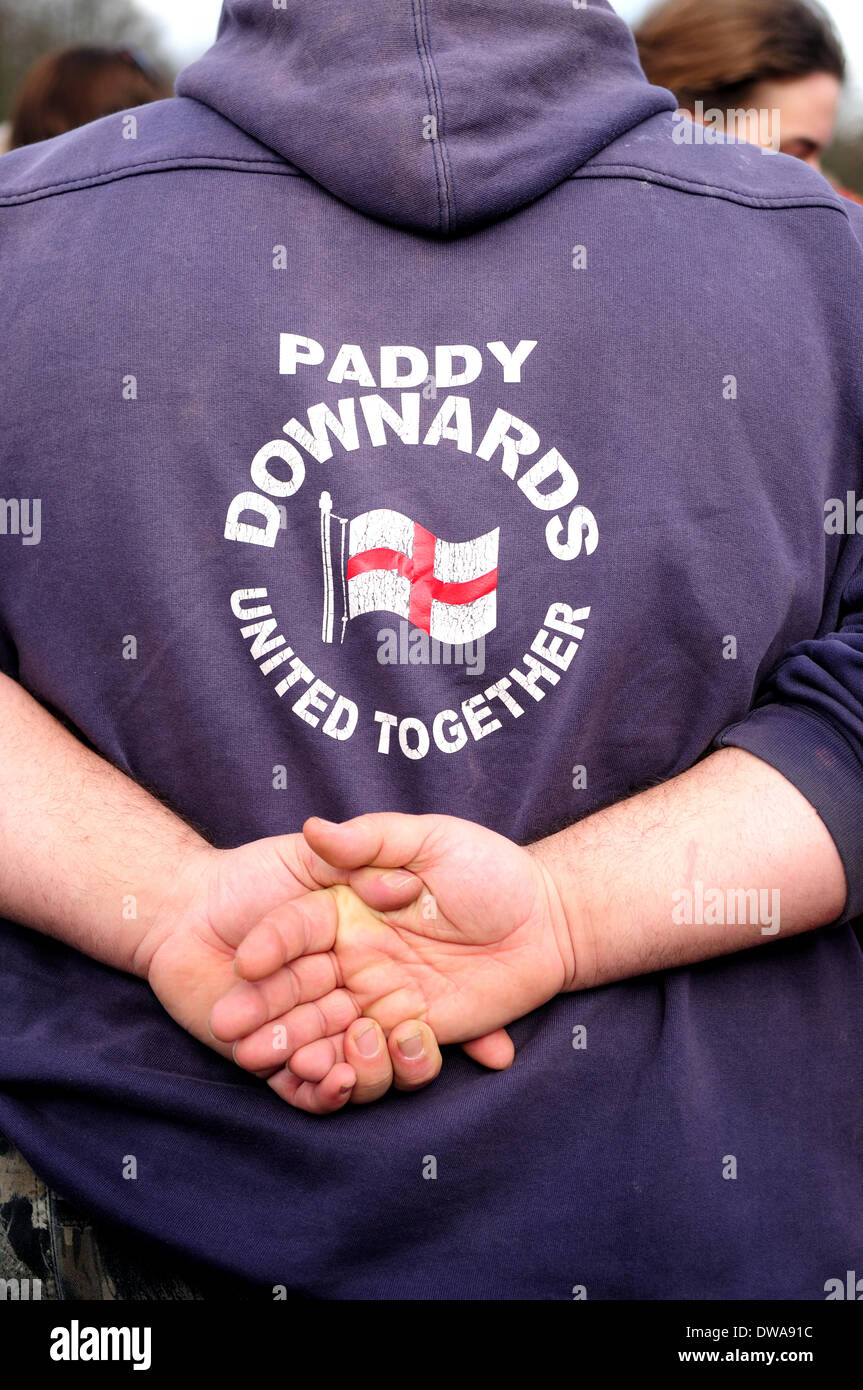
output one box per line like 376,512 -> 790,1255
422,4 -> 458,230
2,162 -> 846,222
411,0 -> 455,235
571,165 -> 849,215
0,161 -> 299,206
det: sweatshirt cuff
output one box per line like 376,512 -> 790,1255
714,704 -> 863,926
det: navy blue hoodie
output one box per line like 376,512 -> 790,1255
1,0 -> 862,1298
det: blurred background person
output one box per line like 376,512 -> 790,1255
635,0 -> 846,171
6,45 -> 169,151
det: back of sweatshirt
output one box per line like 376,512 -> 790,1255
1,0 -> 862,1298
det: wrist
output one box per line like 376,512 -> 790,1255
529,829 -> 601,993
132,836 -> 220,980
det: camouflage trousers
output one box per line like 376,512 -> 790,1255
0,1133 -> 267,1301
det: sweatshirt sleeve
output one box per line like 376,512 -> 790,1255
714,536 -> 863,925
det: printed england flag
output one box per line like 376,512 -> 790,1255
319,493 -> 498,645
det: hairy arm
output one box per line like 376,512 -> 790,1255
0,671 -> 207,976
536,747 -> 848,991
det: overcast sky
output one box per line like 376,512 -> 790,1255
141,0 -> 863,121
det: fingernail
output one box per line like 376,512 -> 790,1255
339,1084 -> 353,1094
355,1024 -> 380,1057
398,1032 -> 424,1059
383,871 -> 414,889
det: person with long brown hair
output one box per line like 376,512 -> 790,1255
8,45 -> 170,151
635,0 -> 845,169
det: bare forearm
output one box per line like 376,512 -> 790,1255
536,747 -> 847,990
0,674 -> 208,975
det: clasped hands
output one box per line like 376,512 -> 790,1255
144,813 -> 583,1115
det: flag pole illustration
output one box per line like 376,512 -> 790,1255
319,490 -> 349,644
319,490 -> 499,646
319,491 -> 334,643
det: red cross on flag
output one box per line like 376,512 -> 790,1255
319,493 -> 498,645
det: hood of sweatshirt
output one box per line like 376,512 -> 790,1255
176,0 -> 676,235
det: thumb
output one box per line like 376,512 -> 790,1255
460,1029 -> 515,1070
303,813 -> 436,872
346,865 -> 426,912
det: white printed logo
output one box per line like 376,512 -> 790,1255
224,332 -> 598,759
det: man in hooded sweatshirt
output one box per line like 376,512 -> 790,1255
0,0 -> 862,1300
